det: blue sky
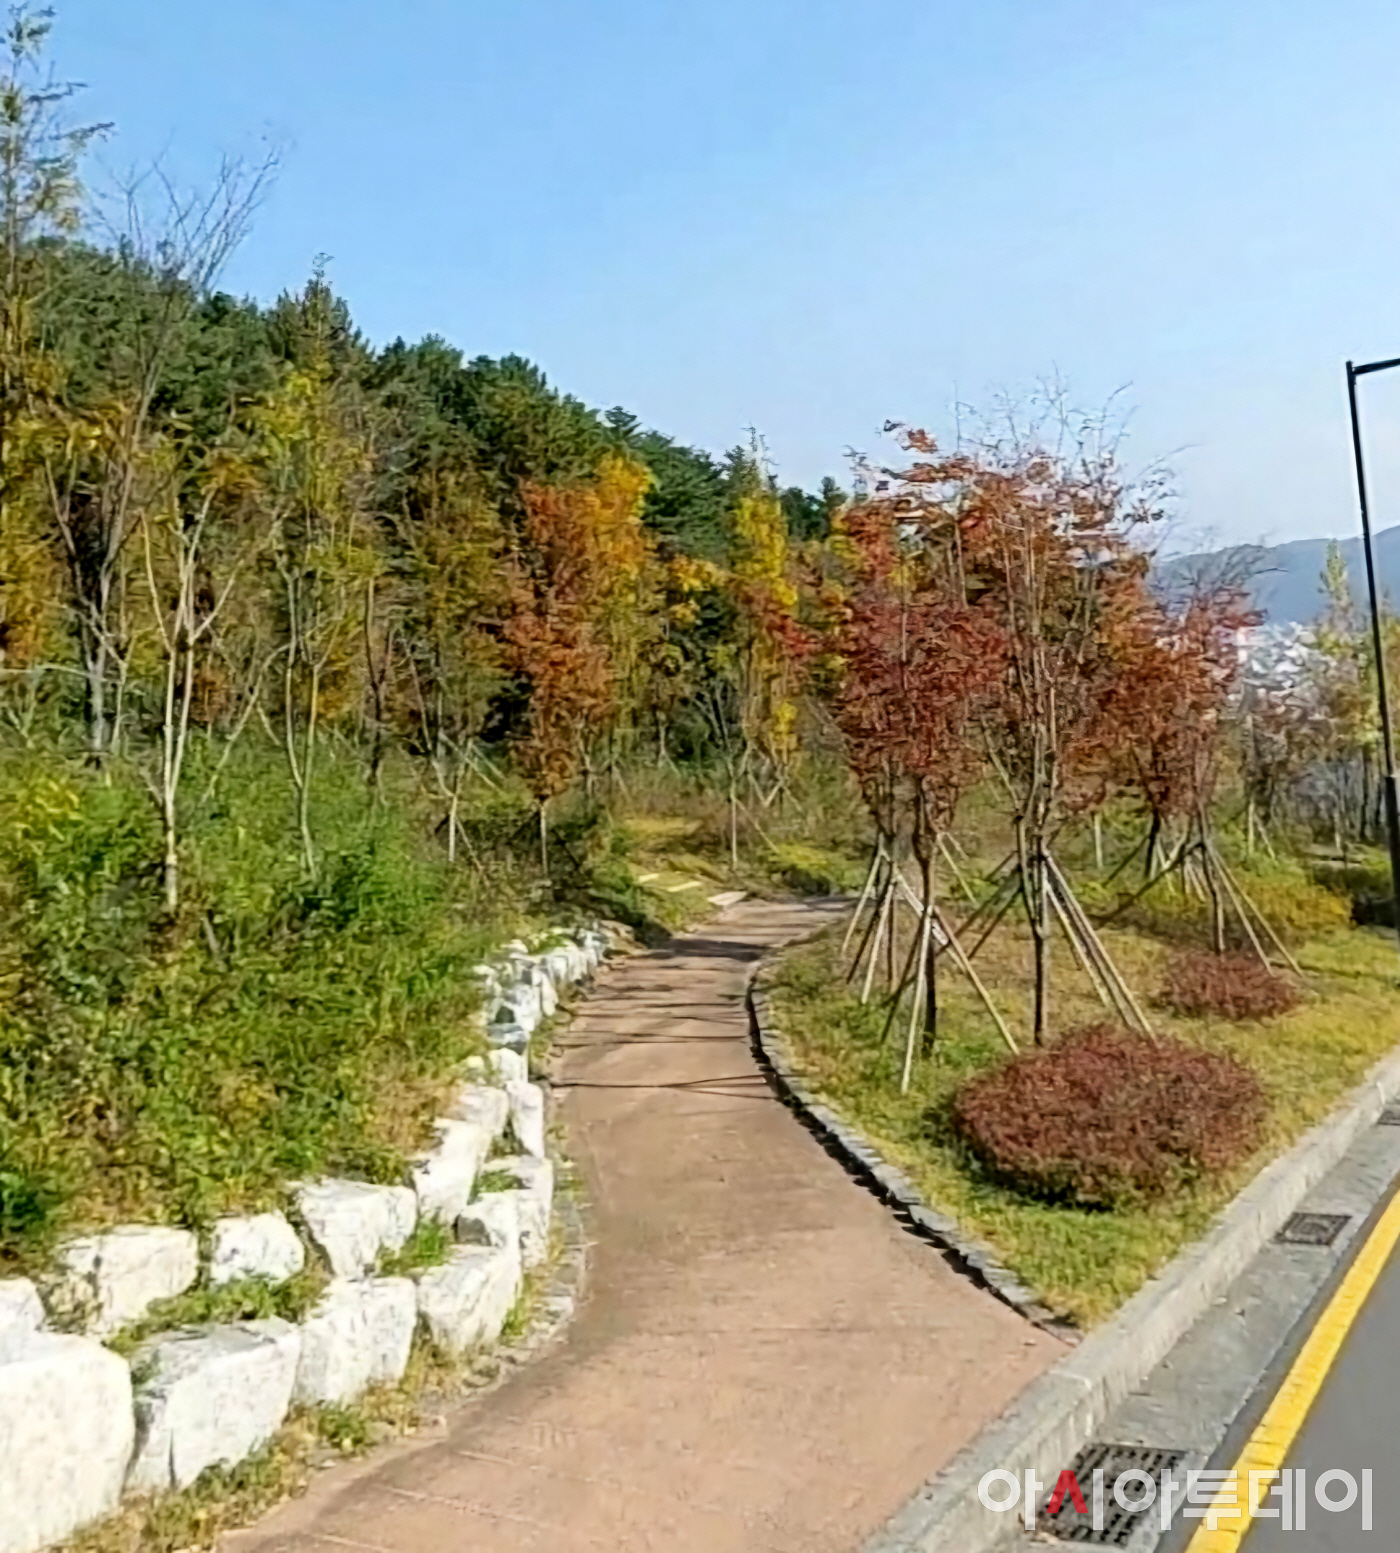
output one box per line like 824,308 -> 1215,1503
53,0 -> 1400,549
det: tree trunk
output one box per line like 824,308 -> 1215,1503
297,666 -> 320,877
920,853 -> 938,1057
1143,812 -> 1162,882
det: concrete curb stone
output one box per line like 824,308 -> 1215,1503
748,963 -> 1069,1334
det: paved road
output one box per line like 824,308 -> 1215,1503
228,898 -> 1062,1553
1245,1229 -> 1400,1551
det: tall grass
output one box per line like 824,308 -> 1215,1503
0,741 -> 530,1267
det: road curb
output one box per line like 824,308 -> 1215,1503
749,946 -> 1400,1553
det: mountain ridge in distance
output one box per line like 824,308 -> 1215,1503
1153,524 -> 1400,626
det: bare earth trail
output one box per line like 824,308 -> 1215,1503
228,898 -> 1062,1553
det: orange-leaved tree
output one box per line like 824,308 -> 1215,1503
505,453 -> 655,872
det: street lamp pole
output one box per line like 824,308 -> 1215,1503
1346,356 -> 1400,951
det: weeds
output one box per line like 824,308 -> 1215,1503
376,1217 -> 453,1277
0,745 -> 530,1268
104,1271 -> 328,1357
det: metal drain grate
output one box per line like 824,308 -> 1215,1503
1379,1105 -> 1400,1126
1038,1442 -> 1190,1546
1276,1211 -> 1351,1246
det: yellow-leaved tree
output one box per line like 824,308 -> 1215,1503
253,269 -> 380,875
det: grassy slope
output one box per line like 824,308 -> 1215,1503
769,880 -> 1400,1328
0,744 -> 539,1269
0,736 -> 868,1272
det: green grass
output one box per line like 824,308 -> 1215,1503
0,741 -> 538,1270
104,1272 -> 330,1357
376,1216 -> 453,1277
768,894 -> 1400,1328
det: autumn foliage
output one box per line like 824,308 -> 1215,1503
504,456 -> 654,815
952,1024 -> 1267,1207
829,499 -> 1005,852
1159,952 -> 1300,1022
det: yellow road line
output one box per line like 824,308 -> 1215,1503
1185,1186 -> 1400,1551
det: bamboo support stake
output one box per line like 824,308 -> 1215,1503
963,879 -> 1021,963
1049,866 -> 1142,1031
1209,842 -> 1304,976
1047,880 -> 1114,1013
1095,835 -> 1189,926
931,901 -> 1020,1055
1099,831 -> 1149,889
842,844 -> 885,958
900,905 -> 934,1093
938,833 -> 979,905
951,867 -> 1017,944
1210,850 -> 1275,972
861,874 -> 897,1004
893,865 -> 949,946
846,855 -> 890,985
881,908 -> 927,1045
1046,854 -> 1155,1037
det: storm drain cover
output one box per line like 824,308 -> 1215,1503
1379,1105 -> 1400,1126
1037,1442 -> 1190,1546
1276,1211 -> 1351,1246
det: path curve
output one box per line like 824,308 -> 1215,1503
228,899 -> 1062,1553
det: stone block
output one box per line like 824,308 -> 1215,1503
506,1079 -> 547,1158
453,1191 -> 520,1256
294,1278 -> 417,1406
488,1155 -> 554,1268
485,1020 -> 530,1052
48,1225 -> 199,1336
294,1180 -> 416,1279
411,1117 -> 494,1223
532,968 -> 558,1018
209,1212 -> 306,1287
0,1278 -> 44,1349
415,1242 -> 521,1355
127,1319 -> 301,1493
540,947 -> 575,988
510,1187 -> 551,1269
0,1331 -> 133,1553
445,1081 -> 510,1138
487,1048 -> 527,1086
490,983 -> 541,1033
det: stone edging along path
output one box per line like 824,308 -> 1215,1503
748,933 -> 1400,1553
0,922 -> 616,1553
749,960 -> 1073,1338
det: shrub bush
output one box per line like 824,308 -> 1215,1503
951,1023 -> 1266,1207
1097,859 -> 1350,947
1231,870 -> 1351,943
0,745 -> 522,1268
1159,951 -> 1299,1021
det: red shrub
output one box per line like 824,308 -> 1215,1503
951,1023 -> 1266,1207
1159,952 -> 1299,1021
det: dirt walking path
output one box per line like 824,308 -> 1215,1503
228,898 -> 1062,1553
